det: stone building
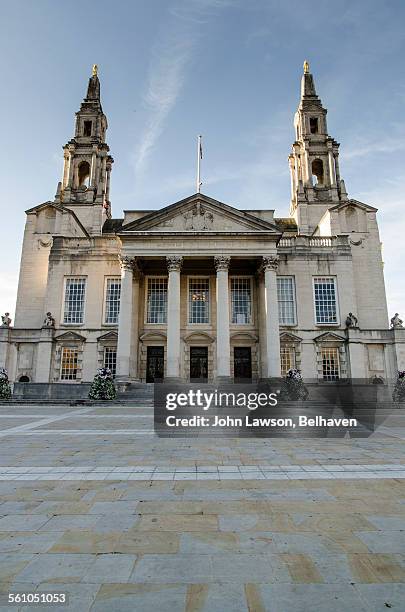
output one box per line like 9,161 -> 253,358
1,63 -> 404,394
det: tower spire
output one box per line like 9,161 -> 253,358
58,66 -> 114,234
288,62 -> 346,233
86,64 -> 101,102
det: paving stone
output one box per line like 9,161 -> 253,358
356,531 -> 405,553
210,553 -> 290,583
81,554 -> 137,583
0,531 -> 64,553
92,584 -> 186,612
0,515 -> 50,532
130,554 -> 213,583
355,583 -> 405,611
15,553 -> 96,582
186,583 -> 247,612
258,583 -> 368,611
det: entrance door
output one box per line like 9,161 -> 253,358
190,347 -> 208,381
234,347 -> 252,380
146,346 -> 164,382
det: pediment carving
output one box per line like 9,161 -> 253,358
121,194 -> 281,235
313,331 -> 345,344
184,331 -> 215,344
55,331 -> 86,343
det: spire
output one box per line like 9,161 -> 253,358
58,66 -> 114,233
288,61 -> 345,231
85,64 -> 100,102
300,60 -> 321,106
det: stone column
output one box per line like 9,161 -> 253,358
35,326 -> 54,383
166,256 -> 183,380
116,256 -> 135,380
215,256 -> 231,380
262,256 -> 281,378
257,274 -> 268,378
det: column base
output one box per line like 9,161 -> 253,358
215,376 -> 233,384
164,376 -> 182,383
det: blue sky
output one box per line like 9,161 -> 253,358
1,0 -> 404,320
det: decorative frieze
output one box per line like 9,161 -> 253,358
214,255 -> 231,271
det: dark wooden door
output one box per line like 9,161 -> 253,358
146,346 -> 164,382
190,347 -> 208,381
234,347 -> 252,380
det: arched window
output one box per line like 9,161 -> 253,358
312,159 -> 324,186
19,375 -> 30,383
78,161 -> 90,188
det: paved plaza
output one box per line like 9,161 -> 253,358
0,403 -> 404,611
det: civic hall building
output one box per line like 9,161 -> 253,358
1,64 -> 404,394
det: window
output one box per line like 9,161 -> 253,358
104,346 -> 117,377
63,278 -> 86,324
60,347 -> 78,380
277,277 -> 296,325
312,159 -> 324,185
280,346 -> 296,376
105,278 -> 121,324
83,120 -> 92,137
313,277 -> 338,324
188,278 -> 210,323
231,278 -> 252,324
78,161 -> 90,187
321,347 -> 340,381
147,278 -> 168,323
310,117 -> 319,134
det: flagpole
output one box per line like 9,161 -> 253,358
197,134 -> 202,193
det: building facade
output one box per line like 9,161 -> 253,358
1,64 -> 404,391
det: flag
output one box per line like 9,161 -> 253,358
199,137 -> 203,159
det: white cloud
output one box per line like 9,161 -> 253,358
133,0 -> 233,182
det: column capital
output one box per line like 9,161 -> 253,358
119,255 -> 135,271
214,255 -> 231,271
261,255 -> 279,272
166,255 -> 183,272
119,256 -> 141,278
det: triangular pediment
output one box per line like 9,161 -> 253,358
97,330 -> 118,341
120,193 -> 281,235
279,332 -> 302,343
55,331 -> 86,342
329,199 -> 377,213
313,331 -> 346,343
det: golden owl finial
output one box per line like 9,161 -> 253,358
92,64 -> 98,77
303,60 -> 310,74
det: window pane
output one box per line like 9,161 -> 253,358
60,347 -> 78,380
321,347 -> 340,381
105,278 -> 121,324
63,278 -> 86,324
147,278 -> 168,323
104,346 -> 117,377
189,278 -> 209,323
314,277 -> 338,324
277,277 -> 296,325
231,278 -> 252,324
280,346 -> 296,376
